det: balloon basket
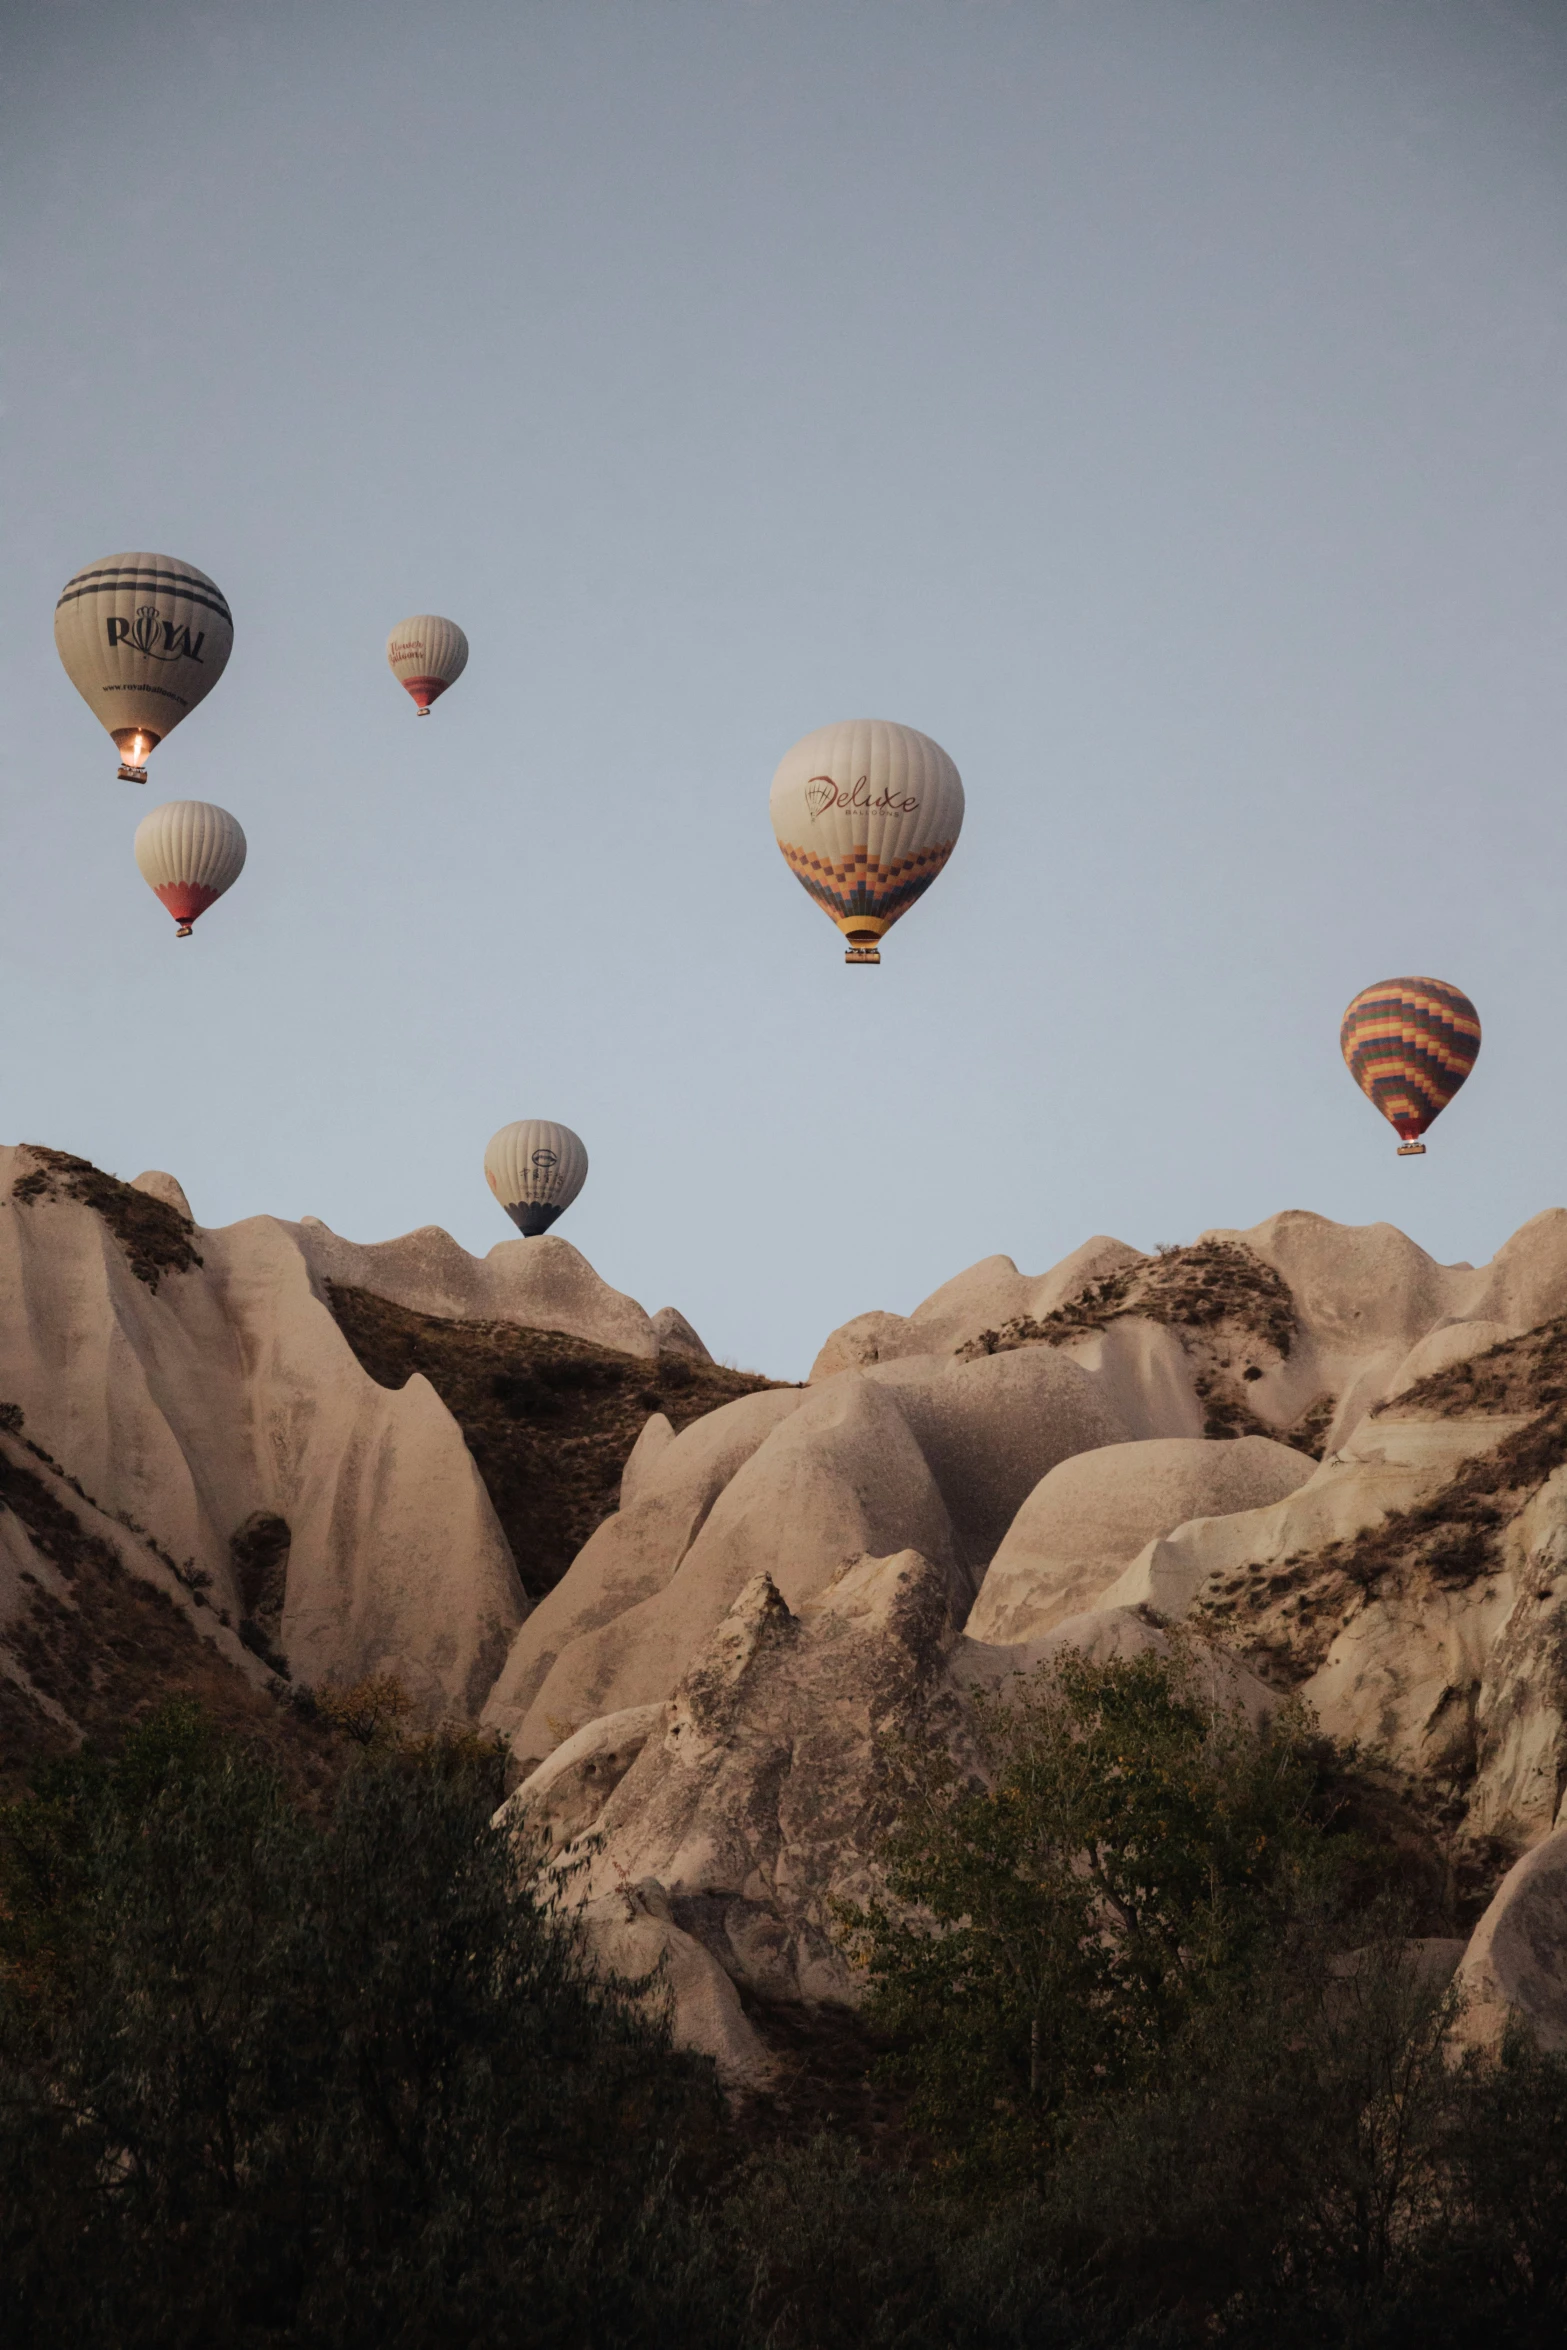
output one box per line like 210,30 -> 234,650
174,924 -> 193,940
117,763 -> 149,784
1396,1142 -> 1427,1157
844,944 -> 881,965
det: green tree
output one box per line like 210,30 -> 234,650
0,1703 -> 728,2349
842,1647 -> 1352,2184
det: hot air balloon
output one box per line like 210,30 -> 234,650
387,615 -> 468,715
484,1121 -> 588,1235
1340,977 -> 1481,1156
55,553 -> 233,782
133,801 -> 247,939
769,719 -> 964,965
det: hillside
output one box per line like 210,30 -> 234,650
325,1284 -> 779,1600
6,1148 -> 1567,2071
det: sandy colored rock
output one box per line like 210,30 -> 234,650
290,1219 -> 662,1357
131,1169 -> 194,1221
503,1376 -> 963,1759
969,1435 -> 1316,1646
1463,1463 -> 1567,1852
952,1604 -> 1278,1721
0,1148 -> 525,1714
813,1207 -> 1567,1459
619,1412 -> 676,1510
563,1550 -> 964,2009
651,1305 -> 713,1362
865,1345 -> 1133,1571
0,1426 -> 275,1710
1452,1826 -> 1567,2054
504,1702 -> 665,1830
576,1880 -> 774,2088
1098,1414 -> 1534,1625
1386,1320 -> 1514,1399
808,1236 -> 1145,1379
483,1386 -> 807,1748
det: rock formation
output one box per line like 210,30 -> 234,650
0,1144 -> 723,1732
13,1141 -> 1567,2065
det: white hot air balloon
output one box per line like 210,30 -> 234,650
387,614 -> 468,715
769,718 -> 964,965
55,552 -> 233,782
484,1121 -> 588,1237
133,801 -> 247,939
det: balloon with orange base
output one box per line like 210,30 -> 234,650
1340,976 -> 1480,1155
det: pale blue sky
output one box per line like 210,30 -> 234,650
4,1 -> 1566,1375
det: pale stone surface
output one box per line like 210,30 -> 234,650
1453,1826 -> 1567,2053
483,1386 -> 808,1750
1098,1414 -> 1535,1625
864,1345 -> 1133,1570
808,1238 -> 1144,1379
650,1306 -> 713,1362
1467,1464 -> 1567,1850
0,1148 -> 525,1713
130,1169 -> 194,1220
576,1881 -> 774,2088
495,1345 -> 1134,1761
501,1376 -> 965,1761
619,1412 -> 676,1510
289,1219 -> 662,1357
952,1604 -> 1278,1721
1386,1319 -> 1513,1399
0,1425 -> 275,1722
558,1551 -> 965,2010
810,1206 -> 1567,1458
969,1435 -> 1316,1646
505,1703 -> 666,1831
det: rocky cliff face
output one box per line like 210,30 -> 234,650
0,1143 -> 743,1763
10,1144 -> 1567,2073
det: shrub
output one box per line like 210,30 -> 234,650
841,1647 -> 1353,2185
0,1703 -> 723,2348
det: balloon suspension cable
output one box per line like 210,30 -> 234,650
1396,1141 -> 1427,1157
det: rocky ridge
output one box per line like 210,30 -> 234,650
9,1143 -> 1567,2074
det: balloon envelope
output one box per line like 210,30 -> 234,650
484,1120 -> 588,1236
769,718 -> 963,964
387,614 -> 468,714
55,552 -> 233,780
1340,977 -> 1481,1154
133,801 -> 247,938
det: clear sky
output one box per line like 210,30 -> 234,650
3,0 -> 1566,1377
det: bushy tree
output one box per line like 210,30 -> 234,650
0,1703 -> 727,2349
842,1647 -> 1350,2183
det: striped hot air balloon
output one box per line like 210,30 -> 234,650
1340,977 -> 1481,1156
769,719 -> 964,966
386,614 -> 468,714
133,801 -> 247,939
55,552 -> 233,781
484,1121 -> 588,1236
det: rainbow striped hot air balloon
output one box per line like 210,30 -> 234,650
1340,977 -> 1481,1156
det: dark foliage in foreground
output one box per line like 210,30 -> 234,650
0,1706 -> 724,2349
3,1691 -> 1566,2348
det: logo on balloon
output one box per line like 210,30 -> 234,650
803,772 -> 919,822
105,606 -> 207,664
531,1149 -> 558,1170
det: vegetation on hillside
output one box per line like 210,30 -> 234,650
4,1671 -> 1566,2346
958,1240 -> 1335,1455
326,1283 -> 784,1597
11,1147 -> 202,1290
